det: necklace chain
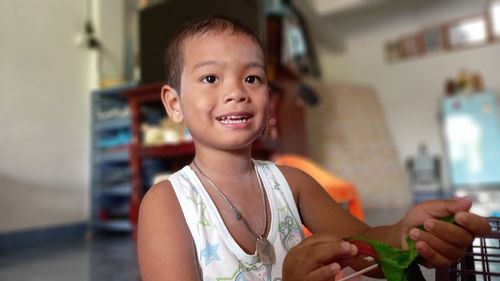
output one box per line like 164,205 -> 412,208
192,160 -> 267,239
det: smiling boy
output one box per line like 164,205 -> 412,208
137,16 -> 491,281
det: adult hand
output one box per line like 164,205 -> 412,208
402,197 -> 491,268
282,234 -> 358,281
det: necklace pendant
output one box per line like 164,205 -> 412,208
256,237 -> 275,265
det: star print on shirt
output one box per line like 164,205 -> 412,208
201,241 -> 221,266
187,186 -> 210,226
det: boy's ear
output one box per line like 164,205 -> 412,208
161,85 -> 183,123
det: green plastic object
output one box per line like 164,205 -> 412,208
348,216 -> 455,281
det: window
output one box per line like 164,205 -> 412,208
448,16 -> 488,48
423,26 -> 445,52
490,0 -> 500,38
385,2 -> 500,63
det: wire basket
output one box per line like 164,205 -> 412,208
436,217 -> 500,281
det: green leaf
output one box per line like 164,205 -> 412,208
348,216 -> 455,281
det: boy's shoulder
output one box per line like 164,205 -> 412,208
276,164 -> 311,181
149,178 -> 173,192
140,164 -> 195,214
275,164 -> 315,194
140,179 -> 179,215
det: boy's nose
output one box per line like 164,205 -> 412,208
223,84 -> 249,103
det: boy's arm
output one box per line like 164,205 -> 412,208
389,197 -> 491,267
279,165 -> 383,278
137,181 -> 201,281
279,166 -> 371,240
279,166 -> 491,272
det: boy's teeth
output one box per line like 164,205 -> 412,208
221,119 -> 245,124
219,115 -> 248,123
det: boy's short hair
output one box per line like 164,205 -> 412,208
164,15 -> 265,93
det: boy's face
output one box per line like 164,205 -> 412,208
177,31 -> 269,151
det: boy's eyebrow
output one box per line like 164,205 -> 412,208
192,60 -> 218,71
192,61 -> 265,71
247,62 -> 266,70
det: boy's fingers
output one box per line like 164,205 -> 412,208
409,228 -> 465,260
284,235 -> 358,281
295,235 -> 357,265
421,218 -> 474,247
299,233 -> 342,246
455,212 -> 492,236
306,241 -> 356,266
420,198 -> 472,218
306,263 -> 341,281
449,197 -> 473,212
415,240 -> 456,268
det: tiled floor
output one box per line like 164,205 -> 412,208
0,233 -> 140,281
0,208 -> 436,281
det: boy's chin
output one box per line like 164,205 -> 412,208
218,138 -> 259,151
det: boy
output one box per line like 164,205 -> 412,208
137,16 -> 491,280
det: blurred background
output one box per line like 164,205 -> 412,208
1,0 -> 499,280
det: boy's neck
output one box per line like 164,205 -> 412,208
193,149 -> 254,179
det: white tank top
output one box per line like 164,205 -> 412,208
168,160 -> 304,281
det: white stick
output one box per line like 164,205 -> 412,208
336,263 -> 379,281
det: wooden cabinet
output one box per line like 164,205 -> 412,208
90,83 -> 137,233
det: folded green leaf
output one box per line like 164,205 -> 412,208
348,216 -> 455,281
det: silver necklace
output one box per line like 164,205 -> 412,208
192,161 -> 276,265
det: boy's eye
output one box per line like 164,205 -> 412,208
202,75 -> 217,84
245,75 -> 262,84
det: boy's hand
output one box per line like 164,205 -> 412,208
401,197 -> 491,268
283,234 -> 358,281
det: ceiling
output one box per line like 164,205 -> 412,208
291,0 -> 449,51
308,0 -> 390,16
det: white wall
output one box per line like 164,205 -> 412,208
0,1 -> 92,232
97,0 -> 128,86
316,0 -> 500,189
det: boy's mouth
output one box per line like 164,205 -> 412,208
216,112 -> 253,124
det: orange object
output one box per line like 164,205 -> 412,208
274,154 -> 364,236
